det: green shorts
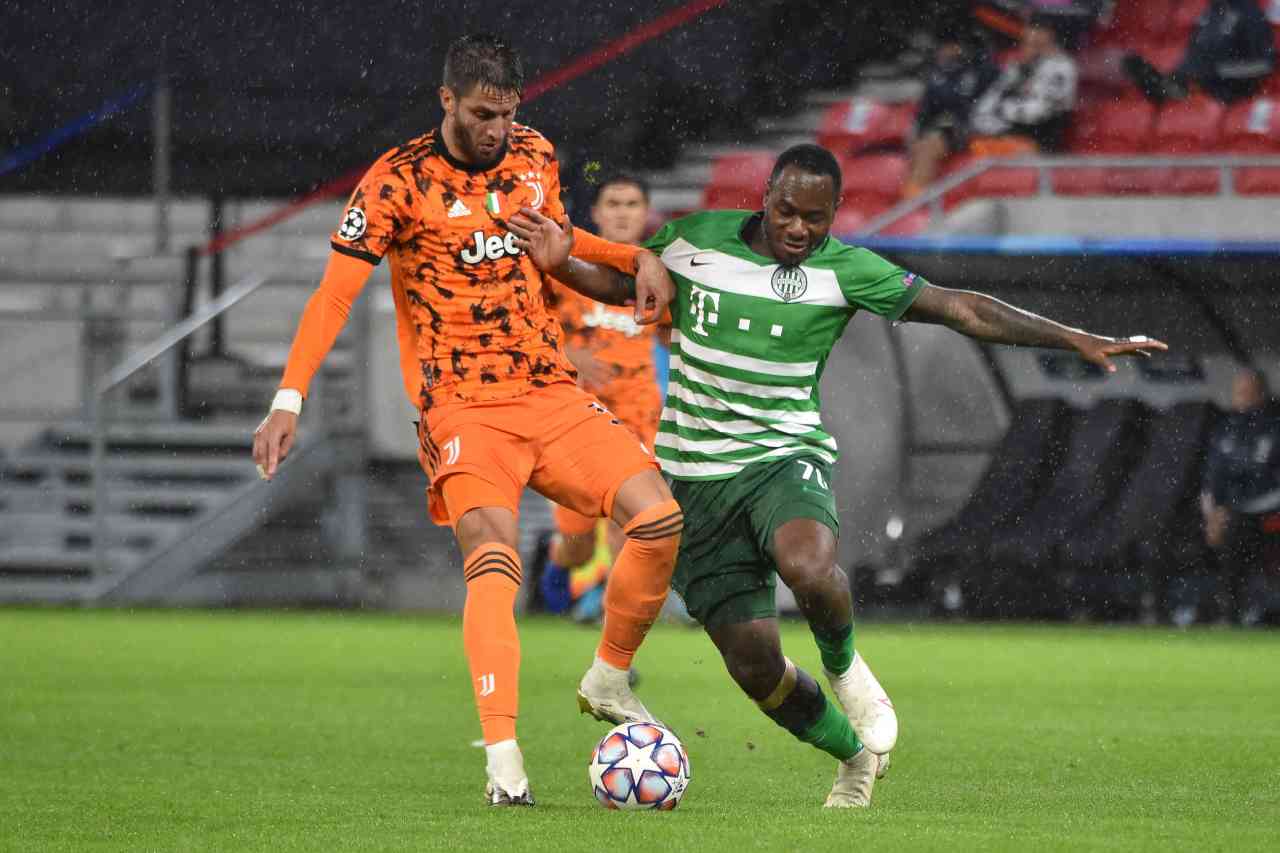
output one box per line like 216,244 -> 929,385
666,454 -> 839,630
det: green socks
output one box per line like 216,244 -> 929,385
812,623 -> 854,676
798,695 -> 863,761
757,657 -> 863,762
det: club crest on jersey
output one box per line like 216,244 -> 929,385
338,207 -> 366,241
460,230 -> 522,265
771,265 -> 808,302
519,171 -> 545,210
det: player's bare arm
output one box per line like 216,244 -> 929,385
902,283 -> 1168,373
508,206 -> 673,324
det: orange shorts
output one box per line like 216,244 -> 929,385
552,378 -> 663,537
418,381 -> 659,528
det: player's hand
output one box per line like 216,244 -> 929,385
565,345 -> 613,392
508,207 -> 573,272
633,250 -> 674,325
1071,334 -> 1168,374
252,410 -> 298,481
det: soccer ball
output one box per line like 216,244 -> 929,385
588,721 -> 690,810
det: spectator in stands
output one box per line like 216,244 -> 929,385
903,27 -> 1001,198
1123,0 -> 1276,105
904,18 -> 1078,198
1196,368 -> 1280,625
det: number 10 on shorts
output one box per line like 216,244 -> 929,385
796,459 -> 828,489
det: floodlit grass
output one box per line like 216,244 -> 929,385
2,609 -> 1278,852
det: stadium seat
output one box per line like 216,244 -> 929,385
1067,98 -> 1157,154
816,98 -> 915,157
700,150 -> 776,209
911,399 -> 1072,574
831,203 -> 875,236
877,207 -> 933,236
840,153 -> 908,208
1221,97 -> 1280,193
1091,0 -> 1174,49
1057,98 -> 1159,194
1150,96 -> 1226,193
941,153 -> 1039,207
1166,0 -> 1210,48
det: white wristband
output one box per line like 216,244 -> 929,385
269,388 -> 303,416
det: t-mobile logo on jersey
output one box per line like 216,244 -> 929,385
689,286 -> 721,336
460,230 -> 523,265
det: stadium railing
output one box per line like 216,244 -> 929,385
858,154 -> 1280,236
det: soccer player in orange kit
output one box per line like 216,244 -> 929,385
251,35 -> 680,806
541,175 -> 665,618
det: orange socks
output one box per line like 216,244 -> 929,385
597,500 -> 683,669
462,544 -> 523,744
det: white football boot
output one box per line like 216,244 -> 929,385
824,747 -> 879,808
577,656 -> 661,725
825,652 -> 898,755
484,740 -> 534,806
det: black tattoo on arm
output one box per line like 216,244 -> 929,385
903,284 -> 1085,350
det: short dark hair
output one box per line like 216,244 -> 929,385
769,144 -> 842,201
592,173 -> 650,204
443,34 -> 525,97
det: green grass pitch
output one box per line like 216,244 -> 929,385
2,609 -> 1278,852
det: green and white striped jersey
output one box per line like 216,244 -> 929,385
645,210 -> 924,481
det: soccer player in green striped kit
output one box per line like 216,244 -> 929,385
509,144 -> 1165,807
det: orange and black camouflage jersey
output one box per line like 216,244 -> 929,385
331,124 -> 577,412
551,285 -> 657,387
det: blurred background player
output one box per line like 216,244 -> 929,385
539,175 -> 665,623
251,34 -> 684,807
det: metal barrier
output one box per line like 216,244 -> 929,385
860,154 -> 1280,236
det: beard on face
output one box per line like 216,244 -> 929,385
457,123 -> 505,168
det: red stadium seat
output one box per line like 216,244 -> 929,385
1145,43 -> 1185,74
1236,167 -> 1280,193
1069,98 -> 1158,153
1058,98 -> 1158,194
1091,0 -> 1175,49
831,203 -> 876,236
1166,0 -> 1209,48
1148,96 -> 1225,193
942,154 -> 1039,206
700,150 -> 776,209
1154,95 -> 1225,151
1222,97 -> 1280,151
816,98 -> 914,157
878,208 -> 932,236
1222,97 -> 1280,194
840,154 -> 908,208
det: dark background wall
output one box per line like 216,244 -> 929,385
0,0 -> 958,202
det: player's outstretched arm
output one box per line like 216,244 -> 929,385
508,207 -> 673,324
902,283 -> 1168,373
252,250 -> 373,480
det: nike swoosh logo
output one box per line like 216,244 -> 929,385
690,255 -> 713,267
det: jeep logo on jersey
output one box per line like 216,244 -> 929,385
460,230 -> 522,265
582,304 -> 643,337
771,265 -> 808,302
